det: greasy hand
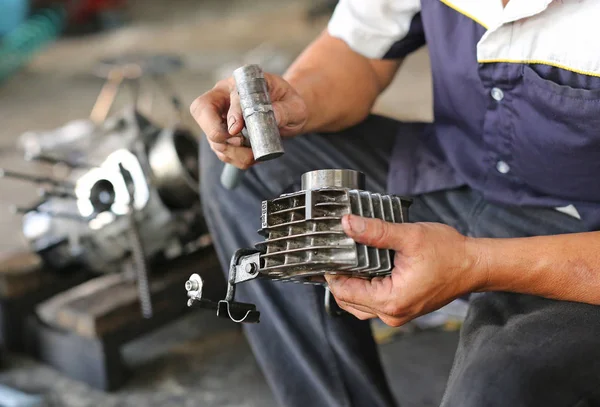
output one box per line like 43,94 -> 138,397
325,215 -> 484,327
190,73 -> 308,169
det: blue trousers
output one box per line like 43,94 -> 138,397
200,115 -> 600,407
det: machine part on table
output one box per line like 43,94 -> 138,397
148,128 -> 200,209
5,109 -> 206,273
122,163 -> 153,319
1,54 -> 209,317
220,64 -> 284,190
187,169 -> 411,323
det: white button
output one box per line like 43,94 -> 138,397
491,87 -> 504,101
496,160 -> 510,174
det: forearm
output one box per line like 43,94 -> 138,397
471,232 -> 600,304
283,30 -> 401,134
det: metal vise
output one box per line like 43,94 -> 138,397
186,169 -> 412,323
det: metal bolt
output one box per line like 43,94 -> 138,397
185,279 -> 199,291
245,262 -> 257,275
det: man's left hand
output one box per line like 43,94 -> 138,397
325,215 -> 486,327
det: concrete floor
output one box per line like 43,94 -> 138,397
0,313 -> 458,407
0,1 -> 453,406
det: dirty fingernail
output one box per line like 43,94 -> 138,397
343,215 -> 365,234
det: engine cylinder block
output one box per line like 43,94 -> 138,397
256,169 -> 411,283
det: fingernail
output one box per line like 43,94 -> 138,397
213,143 -> 226,152
227,116 -> 236,132
343,215 -> 365,234
226,136 -> 243,147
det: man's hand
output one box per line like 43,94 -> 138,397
190,73 -> 308,170
325,215 -> 484,327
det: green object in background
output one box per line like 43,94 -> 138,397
0,5 -> 67,83
0,0 -> 29,36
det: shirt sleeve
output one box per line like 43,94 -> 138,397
327,0 -> 425,60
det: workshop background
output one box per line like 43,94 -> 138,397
0,0 -> 460,406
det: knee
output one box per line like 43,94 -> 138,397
442,353 -> 536,407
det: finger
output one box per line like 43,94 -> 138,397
342,214 -> 411,250
272,98 -> 307,135
336,298 -> 378,318
325,274 -> 392,310
209,142 -> 254,170
379,315 -> 407,328
336,301 -> 377,320
190,90 -> 231,144
215,151 -> 231,163
210,140 -> 227,153
227,88 -> 244,136
226,135 -> 245,147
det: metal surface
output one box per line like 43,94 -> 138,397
234,64 -> 284,161
148,128 -> 200,209
186,169 -> 411,323
220,164 -> 244,190
301,169 -> 365,190
256,187 -> 407,281
2,58 -> 208,318
123,164 -> 153,319
221,65 -> 284,189
187,249 -> 260,323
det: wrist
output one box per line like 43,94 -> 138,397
464,237 -> 492,292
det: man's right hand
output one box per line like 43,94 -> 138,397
190,73 -> 308,170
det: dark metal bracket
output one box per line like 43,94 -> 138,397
186,248 -> 261,323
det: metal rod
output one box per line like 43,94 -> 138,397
90,69 -> 124,124
119,163 -> 153,319
9,205 -> 86,222
0,168 -> 74,188
27,154 -> 92,169
37,187 -> 77,200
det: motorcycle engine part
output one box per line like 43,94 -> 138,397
186,169 -> 411,323
257,169 -> 409,283
148,127 -> 200,209
7,109 -> 206,275
2,54 -> 208,319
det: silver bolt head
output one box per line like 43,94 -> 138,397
185,280 -> 197,291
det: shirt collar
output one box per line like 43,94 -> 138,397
500,0 -> 554,25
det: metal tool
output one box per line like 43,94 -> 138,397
220,65 -> 284,189
187,169 -> 412,323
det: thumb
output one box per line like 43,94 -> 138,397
342,214 -> 406,250
227,88 -> 244,136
